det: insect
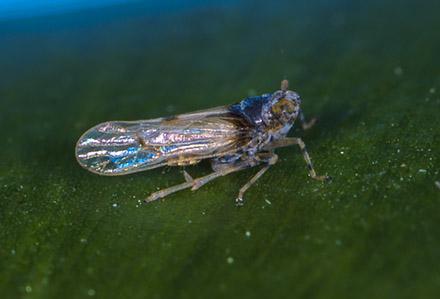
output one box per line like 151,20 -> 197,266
75,80 -> 330,205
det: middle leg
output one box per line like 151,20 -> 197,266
236,153 -> 278,206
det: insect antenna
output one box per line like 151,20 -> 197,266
281,79 -> 289,91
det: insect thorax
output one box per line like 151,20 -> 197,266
229,90 -> 300,151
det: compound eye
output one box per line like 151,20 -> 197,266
273,98 -> 296,114
286,101 -> 297,113
277,99 -> 297,114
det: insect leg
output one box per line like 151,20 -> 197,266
145,180 -> 194,203
298,110 -> 317,130
190,158 -> 261,191
264,138 -> 330,182
183,170 -> 194,183
145,163 -> 252,203
236,153 -> 278,206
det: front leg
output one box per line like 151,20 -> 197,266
264,137 -> 331,182
298,110 -> 317,130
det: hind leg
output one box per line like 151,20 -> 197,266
145,161 -> 254,203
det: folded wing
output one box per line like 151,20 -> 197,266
75,108 -> 251,175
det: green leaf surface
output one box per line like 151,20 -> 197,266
1,0 -> 440,298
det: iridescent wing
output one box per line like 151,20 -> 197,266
75,106 -> 252,175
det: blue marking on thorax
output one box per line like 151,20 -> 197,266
229,93 -> 271,127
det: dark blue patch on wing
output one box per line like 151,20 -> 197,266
229,94 -> 271,128
110,147 -> 157,170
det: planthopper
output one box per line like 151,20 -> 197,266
75,80 -> 330,205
